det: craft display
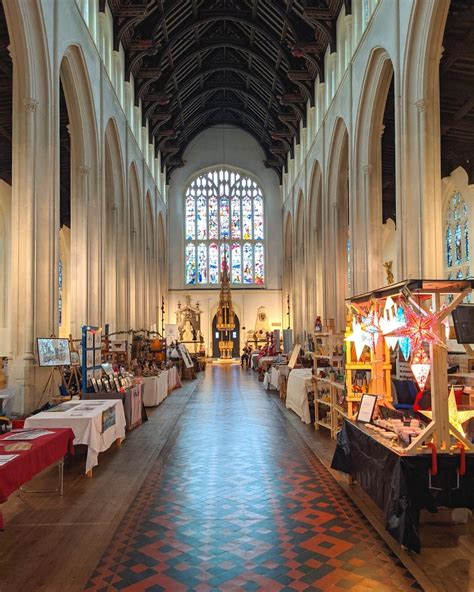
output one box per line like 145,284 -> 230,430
345,278 -> 474,454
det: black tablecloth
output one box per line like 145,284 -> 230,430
331,419 -> 474,552
83,385 -> 147,429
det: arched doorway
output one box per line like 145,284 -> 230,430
212,314 -> 240,358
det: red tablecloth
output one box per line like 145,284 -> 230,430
0,427 -> 75,529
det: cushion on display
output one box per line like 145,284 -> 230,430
392,379 -> 415,406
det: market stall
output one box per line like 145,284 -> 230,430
83,384 -> 145,430
285,368 -> 313,424
331,279 -> 474,550
0,427 -> 75,528
24,399 -> 126,476
142,372 -> 169,407
332,418 -> 474,552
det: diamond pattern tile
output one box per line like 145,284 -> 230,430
85,367 -> 422,592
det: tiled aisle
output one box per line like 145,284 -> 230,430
86,366 -> 421,592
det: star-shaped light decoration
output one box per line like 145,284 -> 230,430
419,386 -> 474,438
410,347 -> 431,392
384,303 -> 447,355
396,306 -> 411,361
380,297 -> 403,350
345,318 -> 372,361
361,310 -> 381,348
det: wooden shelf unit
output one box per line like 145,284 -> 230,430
345,334 -> 392,419
314,377 -> 346,438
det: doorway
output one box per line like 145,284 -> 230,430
212,314 -> 240,358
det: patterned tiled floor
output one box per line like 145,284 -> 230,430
86,366 -> 422,592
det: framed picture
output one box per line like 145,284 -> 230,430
101,363 -> 114,377
37,338 -> 71,367
103,378 -> 111,392
91,377 -> 99,393
86,350 -> 94,368
86,369 -> 94,382
178,344 -> 194,369
70,351 -> 80,366
110,339 -> 127,353
86,331 -> 94,349
357,394 -> 378,423
95,350 -> 102,365
114,377 -> 121,391
96,378 -> 104,391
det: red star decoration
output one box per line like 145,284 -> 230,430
384,304 -> 446,353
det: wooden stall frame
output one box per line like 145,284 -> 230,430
347,279 -> 474,455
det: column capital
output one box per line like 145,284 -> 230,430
23,97 -> 38,112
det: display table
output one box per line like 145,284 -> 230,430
331,419 -> 474,552
285,368 -> 313,424
83,384 -> 146,430
142,373 -> 168,407
167,365 -> 182,392
251,353 -> 260,370
0,427 -> 74,528
25,400 -> 126,475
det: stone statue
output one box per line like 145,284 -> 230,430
384,260 -> 394,285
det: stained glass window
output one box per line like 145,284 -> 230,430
58,254 -> 63,325
254,243 -> 264,285
184,169 -> 265,285
209,243 -> 219,284
231,243 -> 241,283
185,243 -> 196,285
243,243 -> 253,284
445,190 -> 470,294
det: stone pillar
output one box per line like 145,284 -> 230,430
9,95 -> 56,413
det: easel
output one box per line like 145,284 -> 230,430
65,334 -> 82,395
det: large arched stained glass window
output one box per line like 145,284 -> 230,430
445,191 -> 470,280
185,169 -> 265,286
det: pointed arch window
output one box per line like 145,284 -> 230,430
445,190 -> 470,300
184,169 -> 265,286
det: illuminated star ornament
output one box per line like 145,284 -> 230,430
380,297 -> 403,350
345,318 -> 372,360
419,387 -> 474,437
361,310 -> 381,348
384,304 -> 446,354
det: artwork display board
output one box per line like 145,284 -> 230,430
37,338 -> 71,367
179,344 -> 194,369
81,326 -> 102,393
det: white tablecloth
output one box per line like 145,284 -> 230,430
24,399 -> 126,473
167,366 -> 181,392
285,369 -> 313,424
142,373 -> 169,407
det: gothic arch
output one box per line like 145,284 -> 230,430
401,1 -> 449,278
104,118 -> 125,330
145,191 -> 157,328
283,211 -> 293,331
354,48 -> 395,290
308,161 -> 323,325
327,117 -> 350,331
157,210 -> 166,333
60,44 -> 100,335
129,161 -> 143,328
294,191 -> 305,341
